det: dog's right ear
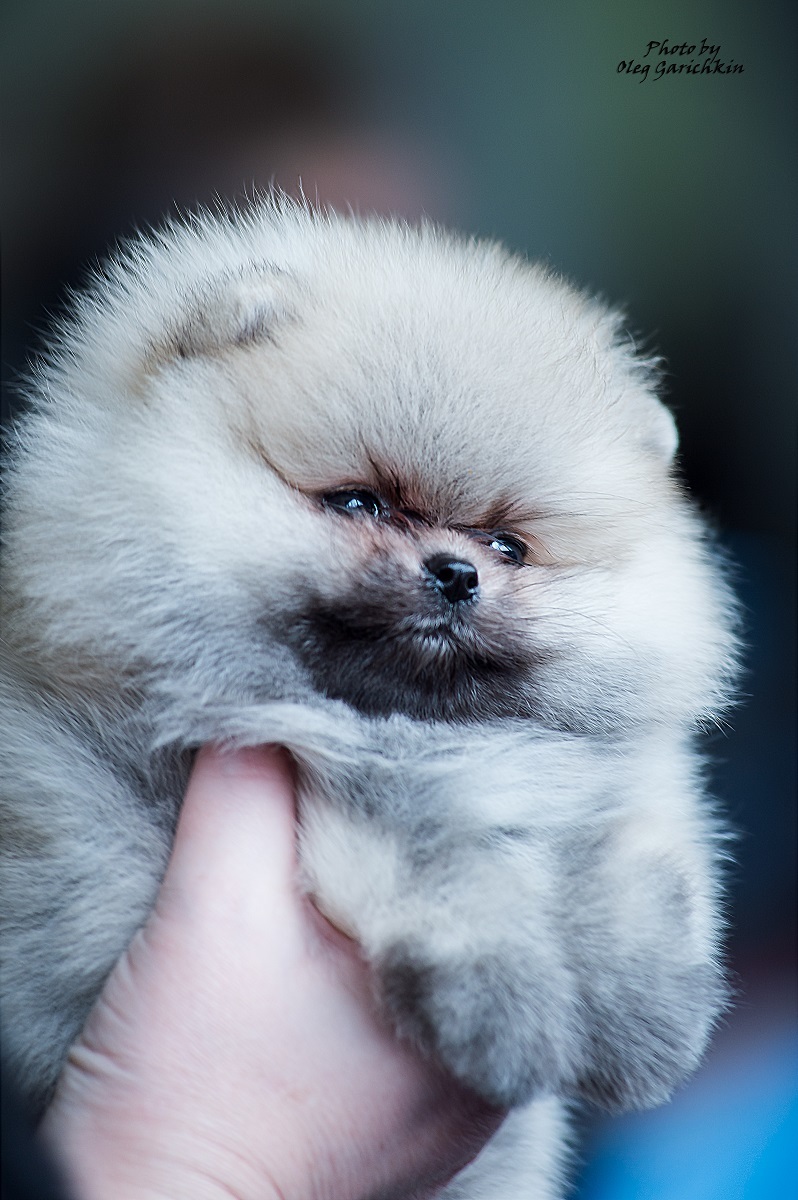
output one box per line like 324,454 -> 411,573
152,264 -> 289,365
54,252 -> 294,410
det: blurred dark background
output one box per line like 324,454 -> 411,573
2,1 -> 796,1195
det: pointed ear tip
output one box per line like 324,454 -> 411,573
642,400 -> 679,461
142,262 -> 285,369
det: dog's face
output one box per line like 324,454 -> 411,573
6,206 -> 736,733
282,481 -> 552,723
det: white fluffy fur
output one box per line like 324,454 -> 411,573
0,200 -> 738,1198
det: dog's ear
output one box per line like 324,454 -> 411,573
597,309 -> 679,465
642,396 -> 679,462
153,264 -> 288,364
50,249 -> 293,412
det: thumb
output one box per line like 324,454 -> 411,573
159,744 -> 300,926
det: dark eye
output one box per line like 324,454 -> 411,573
486,535 -> 526,564
322,489 -> 384,519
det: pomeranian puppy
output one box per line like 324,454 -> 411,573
0,201 -> 737,1198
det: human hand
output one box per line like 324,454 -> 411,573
41,745 -> 502,1200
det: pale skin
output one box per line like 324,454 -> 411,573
41,745 -> 502,1200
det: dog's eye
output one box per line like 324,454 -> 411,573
487,535 -> 526,564
323,489 -> 385,519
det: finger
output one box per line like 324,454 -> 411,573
160,745 -> 299,922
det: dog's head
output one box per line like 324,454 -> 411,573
6,203 -> 737,733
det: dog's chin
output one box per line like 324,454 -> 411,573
284,601 -> 545,722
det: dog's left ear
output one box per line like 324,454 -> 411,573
643,396 -> 679,462
600,310 -> 679,464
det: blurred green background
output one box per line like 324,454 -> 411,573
2,2 -> 796,1196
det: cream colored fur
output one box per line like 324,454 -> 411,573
1,201 -> 738,1198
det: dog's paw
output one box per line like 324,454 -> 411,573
574,959 -> 728,1113
377,940 -> 578,1107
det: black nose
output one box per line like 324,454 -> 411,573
425,555 -> 479,604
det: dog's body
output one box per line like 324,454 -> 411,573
1,203 -> 736,1197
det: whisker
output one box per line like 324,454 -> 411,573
510,607 -> 640,656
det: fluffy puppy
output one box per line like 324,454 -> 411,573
0,202 -> 737,1199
